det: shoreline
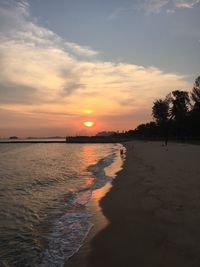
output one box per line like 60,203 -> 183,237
67,140 -> 200,267
65,143 -> 125,267
65,182 -> 112,267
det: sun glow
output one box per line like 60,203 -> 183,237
83,121 -> 94,127
83,109 -> 93,114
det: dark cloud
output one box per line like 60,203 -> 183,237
61,82 -> 85,95
30,109 -> 78,117
96,110 -> 151,122
0,82 -> 38,104
118,97 -> 136,106
79,91 -> 101,97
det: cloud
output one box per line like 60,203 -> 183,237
0,0 -> 97,57
108,7 -> 128,20
0,0 -> 191,134
108,0 -> 199,17
141,0 -> 169,14
65,42 -> 98,57
174,0 -> 200,8
61,82 -> 85,96
139,0 -> 200,13
166,9 -> 175,13
0,82 -> 38,104
28,109 -> 78,117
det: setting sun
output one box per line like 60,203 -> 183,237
83,121 -> 94,127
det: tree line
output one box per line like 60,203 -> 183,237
113,75 -> 200,141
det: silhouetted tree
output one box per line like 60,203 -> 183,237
152,99 -> 170,125
191,76 -> 200,110
189,76 -> 200,137
170,90 -> 190,121
134,122 -> 157,138
152,97 -> 171,143
115,75 -> 200,141
169,90 -> 190,139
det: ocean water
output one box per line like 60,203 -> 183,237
0,143 -> 124,267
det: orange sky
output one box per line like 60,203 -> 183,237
0,0 -> 193,138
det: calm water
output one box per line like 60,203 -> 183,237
0,143 -> 123,267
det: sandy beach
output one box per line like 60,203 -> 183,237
67,141 -> 200,267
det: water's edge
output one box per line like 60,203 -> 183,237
41,144 -> 125,267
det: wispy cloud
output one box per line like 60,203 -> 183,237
166,9 -> 175,13
139,0 -> 200,13
108,0 -> 200,19
0,0 -> 190,134
174,0 -> 200,8
108,7 -> 128,20
65,42 -> 98,57
141,0 -> 169,14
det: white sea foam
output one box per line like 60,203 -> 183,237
41,212 -> 93,267
75,190 -> 92,206
87,153 -> 115,190
41,143 -> 125,267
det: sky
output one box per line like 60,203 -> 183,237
0,0 -> 200,137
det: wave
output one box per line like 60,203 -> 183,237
41,144 -> 124,267
41,211 -> 93,267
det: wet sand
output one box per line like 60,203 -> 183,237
67,141 -> 200,267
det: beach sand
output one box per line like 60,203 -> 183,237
67,141 -> 200,267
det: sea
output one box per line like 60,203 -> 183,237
0,141 -> 124,267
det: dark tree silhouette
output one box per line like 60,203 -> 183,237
191,76 -> 200,110
189,76 -> 200,137
170,90 -> 190,121
170,90 -> 190,139
134,122 -> 157,138
152,98 -> 170,144
152,98 -> 170,125
112,75 -> 200,141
